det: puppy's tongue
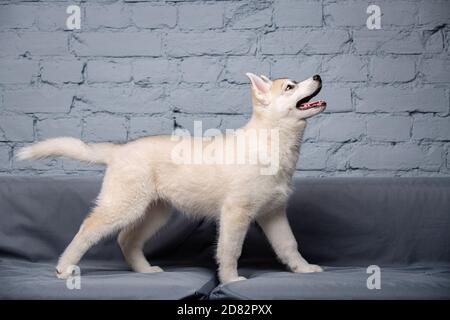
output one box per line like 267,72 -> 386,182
298,100 -> 327,110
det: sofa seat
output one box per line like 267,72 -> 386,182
0,258 -> 217,300
210,265 -> 450,300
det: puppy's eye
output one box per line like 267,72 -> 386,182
285,84 -> 294,91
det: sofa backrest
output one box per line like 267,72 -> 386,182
285,178 -> 450,266
0,176 -> 448,266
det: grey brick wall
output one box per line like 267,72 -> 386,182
0,0 -> 449,177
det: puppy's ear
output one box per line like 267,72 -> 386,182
260,75 -> 272,84
246,72 -> 271,105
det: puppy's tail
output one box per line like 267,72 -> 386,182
16,137 -> 115,165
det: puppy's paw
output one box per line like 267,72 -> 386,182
136,265 -> 164,273
292,263 -> 323,273
222,276 -> 247,284
55,267 -> 72,279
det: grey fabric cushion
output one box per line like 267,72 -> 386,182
210,265 -> 450,300
0,258 -> 217,300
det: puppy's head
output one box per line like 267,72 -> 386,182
246,73 -> 326,121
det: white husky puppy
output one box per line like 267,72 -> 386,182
18,73 -> 326,283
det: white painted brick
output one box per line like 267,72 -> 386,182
129,116 -> 174,139
0,145 -> 10,170
180,57 -> 223,83
0,32 -> 68,57
297,143 -> 331,170
87,60 -> 132,83
421,58 -> 450,83
0,115 -> 34,142
367,115 -> 411,142
275,0 -> 322,27
302,115 -> 322,141
35,5 -> 67,31
421,145 -> 445,171
447,144 -> 450,171
166,31 -> 256,57
412,115 -> 450,141
326,143 -> 353,171
85,4 -> 131,29
382,2 -> 417,26
270,56 -> 321,81
424,31 -> 444,53
0,60 -> 38,84
132,59 -> 178,84
320,87 -> 353,113
41,60 -> 84,84
418,1 -> 450,27
226,2 -> 272,29
178,3 -> 224,30
354,31 -> 423,54
224,56 -> 271,84
3,88 -> 74,113
370,56 -> 416,82
261,30 -> 349,55
36,118 -> 82,140
83,114 -> 127,142
349,144 -> 443,170
72,33 -> 162,57
0,5 -> 36,28
169,88 -> 251,114
174,115 -> 222,136
324,2 -> 367,27
322,55 -> 367,82
355,88 -> 448,113
318,114 -> 365,142
131,4 -> 176,28
76,87 -> 169,114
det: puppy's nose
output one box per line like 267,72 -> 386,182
313,74 -> 321,82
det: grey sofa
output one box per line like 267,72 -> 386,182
0,176 -> 449,299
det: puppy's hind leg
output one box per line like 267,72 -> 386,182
55,170 -> 156,279
118,201 -> 171,273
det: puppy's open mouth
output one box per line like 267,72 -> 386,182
296,87 -> 327,110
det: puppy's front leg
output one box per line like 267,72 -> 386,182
216,206 -> 252,284
257,208 -> 323,273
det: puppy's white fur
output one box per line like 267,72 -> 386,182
18,73 -> 326,283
